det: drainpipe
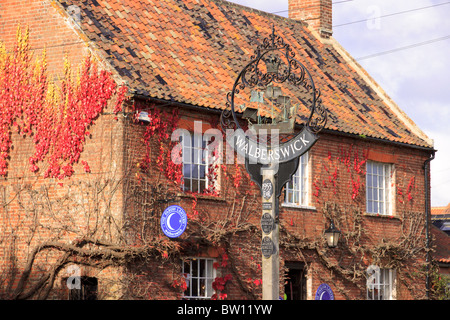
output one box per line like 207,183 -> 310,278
423,150 -> 435,299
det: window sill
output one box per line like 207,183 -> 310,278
177,192 -> 227,202
364,212 -> 400,220
281,203 -> 317,211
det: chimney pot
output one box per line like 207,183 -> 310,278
288,0 -> 333,38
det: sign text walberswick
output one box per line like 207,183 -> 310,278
227,127 -> 317,164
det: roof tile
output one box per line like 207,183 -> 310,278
58,0 -> 432,148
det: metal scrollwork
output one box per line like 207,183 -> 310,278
220,26 -> 327,142
307,89 -> 328,133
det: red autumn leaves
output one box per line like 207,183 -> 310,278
0,27 -> 127,179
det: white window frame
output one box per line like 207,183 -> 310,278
367,268 -> 396,300
284,152 -> 310,207
182,133 -> 218,194
366,161 -> 393,215
182,257 -> 216,299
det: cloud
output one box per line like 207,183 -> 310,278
425,128 -> 450,206
333,1 -> 450,207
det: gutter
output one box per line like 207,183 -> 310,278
321,128 -> 435,153
423,150 -> 436,299
130,94 -> 224,115
131,94 -> 436,153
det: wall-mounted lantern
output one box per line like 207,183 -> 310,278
324,220 -> 341,248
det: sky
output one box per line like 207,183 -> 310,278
228,0 -> 450,207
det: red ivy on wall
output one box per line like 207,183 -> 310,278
313,146 -> 368,203
0,27 -> 128,179
138,104 -> 182,184
397,176 -> 416,204
211,251 -> 232,300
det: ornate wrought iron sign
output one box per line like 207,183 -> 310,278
230,128 -> 316,165
220,27 -> 327,300
220,26 -> 327,165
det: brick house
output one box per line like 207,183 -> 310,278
432,203 -> 450,235
431,204 -> 450,297
0,0 -> 437,300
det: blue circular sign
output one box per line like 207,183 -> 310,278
315,283 -> 334,300
161,205 -> 187,238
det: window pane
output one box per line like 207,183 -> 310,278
193,259 -> 199,277
200,259 -> 205,276
206,278 -> 213,297
192,181 -> 199,193
192,279 -> 199,297
184,179 -> 191,192
367,200 -> 373,213
199,279 -> 206,297
182,258 -> 216,299
367,268 -> 394,300
366,161 -> 392,215
199,180 -> 205,193
183,260 -> 191,297
191,165 -> 199,179
182,134 -> 217,193
199,164 -> 206,179
284,153 -> 308,206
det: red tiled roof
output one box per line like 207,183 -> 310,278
431,226 -> 450,264
57,0 -> 433,148
431,203 -> 450,216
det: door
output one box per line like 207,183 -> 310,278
284,262 -> 306,300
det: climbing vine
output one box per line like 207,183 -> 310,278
136,103 -> 182,185
313,145 -> 368,204
0,26 -> 128,179
211,250 -> 233,300
286,143 -> 429,299
130,128 -> 429,299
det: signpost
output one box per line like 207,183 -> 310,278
260,166 -> 279,299
220,27 -> 327,300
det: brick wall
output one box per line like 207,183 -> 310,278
0,0 -> 88,75
121,101 -> 430,300
0,0 -> 126,299
1,94 -> 430,299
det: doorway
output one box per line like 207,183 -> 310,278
284,262 -> 306,300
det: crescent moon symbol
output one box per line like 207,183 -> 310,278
166,212 -> 176,231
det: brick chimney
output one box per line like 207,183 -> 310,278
288,0 -> 333,38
